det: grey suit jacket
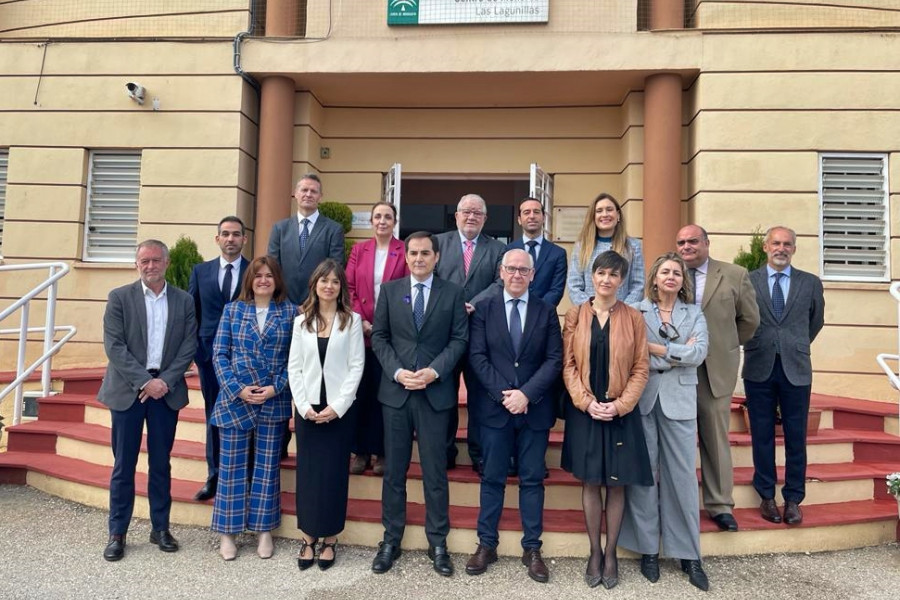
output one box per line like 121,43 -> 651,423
98,280 -> 197,412
633,299 -> 708,420
434,231 -> 505,305
742,266 -> 825,386
267,214 -> 345,305
371,276 -> 469,412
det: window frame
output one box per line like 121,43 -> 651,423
82,150 -> 142,263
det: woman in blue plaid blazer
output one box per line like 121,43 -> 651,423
210,256 -> 296,560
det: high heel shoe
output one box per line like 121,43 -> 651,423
257,531 -> 274,559
297,537 -> 317,571
584,550 -> 603,588
318,538 -> 338,571
601,553 -> 619,590
219,534 -> 237,561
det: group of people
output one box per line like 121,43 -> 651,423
97,175 -> 825,593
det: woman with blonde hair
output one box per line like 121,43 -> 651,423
566,193 -> 644,305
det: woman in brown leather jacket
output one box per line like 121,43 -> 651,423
561,250 -> 651,589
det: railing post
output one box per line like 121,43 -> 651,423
13,303 -> 30,426
41,264 -> 59,398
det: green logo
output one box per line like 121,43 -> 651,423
388,0 -> 419,26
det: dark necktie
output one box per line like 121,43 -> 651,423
526,240 -> 538,264
413,283 -> 425,331
689,268 -> 699,304
772,272 -> 785,320
221,263 -> 233,303
299,218 -> 310,253
509,298 -> 522,355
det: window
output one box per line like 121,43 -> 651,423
0,150 -> 7,253
83,151 -> 141,262
819,153 -> 890,281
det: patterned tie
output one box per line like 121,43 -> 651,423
772,272 -> 786,320
221,263 -> 233,303
526,240 -> 538,264
509,298 -> 522,355
689,268 -> 699,305
413,283 -> 425,331
463,240 -> 474,277
299,218 -> 310,253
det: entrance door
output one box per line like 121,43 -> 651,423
530,162 -> 554,239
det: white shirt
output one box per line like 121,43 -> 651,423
522,234 -> 544,261
692,259 -> 709,306
255,305 -> 269,331
374,247 -> 389,305
218,256 -> 243,300
409,274 -> 434,311
141,282 -> 168,370
297,210 -> 320,235
457,230 -> 477,254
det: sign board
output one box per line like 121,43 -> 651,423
552,206 -> 585,242
352,212 -> 373,230
388,0 -> 549,26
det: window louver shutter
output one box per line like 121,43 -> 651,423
84,152 -> 141,261
820,155 -> 889,280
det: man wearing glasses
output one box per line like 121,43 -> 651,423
675,225 -> 759,532
465,249 -> 562,583
435,194 -> 506,471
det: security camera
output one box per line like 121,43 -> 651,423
125,82 -> 145,105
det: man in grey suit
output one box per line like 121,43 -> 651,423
99,240 -> 197,562
743,226 -> 825,526
267,173 -> 345,305
434,194 -> 505,471
370,231 -> 469,577
676,224 -> 759,532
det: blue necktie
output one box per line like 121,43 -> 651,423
299,218 -> 310,253
413,283 -> 425,331
509,298 -> 522,355
772,272 -> 785,320
221,263 -> 233,303
526,240 -> 538,263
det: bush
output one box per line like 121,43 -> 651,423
318,201 -> 354,263
733,227 -> 766,272
166,236 -> 204,290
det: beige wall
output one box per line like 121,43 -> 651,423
692,0 -> 900,29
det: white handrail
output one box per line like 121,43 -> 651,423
875,281 -> 900,417
0,262 -> 77,426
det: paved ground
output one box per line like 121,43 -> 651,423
0,484 -> 898,600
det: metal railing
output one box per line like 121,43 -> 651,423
0,262 -> 77,426
875,281 -> 900,419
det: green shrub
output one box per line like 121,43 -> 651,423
166,236 -> 204,290
319,201 -> 354,263
733,227 -> 766,272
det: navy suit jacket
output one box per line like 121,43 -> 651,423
267,214 -> 345,305
468,292 -> 562,430
506,238 -> 567,307
188,256 -> 248,363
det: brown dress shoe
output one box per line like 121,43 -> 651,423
783,501 -> 803,525
759,498 -> 782,523
522,548 -> 549,583
350,454 -> 369,475
465,544 -> 497,575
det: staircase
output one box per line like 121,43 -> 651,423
1,368 -> 897,557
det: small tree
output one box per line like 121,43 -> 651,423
733,227 -> 766,272
318,201 -> 354,263
166,236 -> 204,290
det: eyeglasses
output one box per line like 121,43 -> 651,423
459,210 -> 485,218
501,265 -> 534,276
676,237 -> 702,247
658,322 -> 680,341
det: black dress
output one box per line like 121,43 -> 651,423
561,318 -> 652,486
295,336 -> 356,537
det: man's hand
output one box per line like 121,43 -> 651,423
396,369 -> 426,390
501,389 -> 529,415
139,378 -> 169,403
465,302 -> 476,315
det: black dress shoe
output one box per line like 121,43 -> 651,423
318,539 -> 338,571
193,476 -> 218,502
711,513 -> 739,532
759,498 -> 782,524
297,537 -> 317,571
149,529 -> 179,552
427,545 -> 454,577
465,544 -> 497,575
783,501 -> 803,525
640,553 -> 660,583
372,542 -> 401,574
681,559 -> 710,591
103,534 -> 125,562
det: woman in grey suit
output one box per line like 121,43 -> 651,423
620,252 -> 710,591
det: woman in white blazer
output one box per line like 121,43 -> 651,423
619,252 -> 711,591
288,259 -> 364,572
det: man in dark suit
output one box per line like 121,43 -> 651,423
370,231 -> 469,577
187,216 -> 248,501
99,240 -> 197,561
743,226 -> 824,526
434,194 -> 505,471
267,173 -> 345,304
505,198 -> 567,308
465,249 -> 562,583
676,224 -> 759,532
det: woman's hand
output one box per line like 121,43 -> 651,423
313,406 -> 339,424
238,385 -> 273,405
588,399 -> 617,421
362,320 -> 373,337
647,342 -> 668,357
304,408 -> 318,420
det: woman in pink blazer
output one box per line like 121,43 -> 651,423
345,202 -> 409,475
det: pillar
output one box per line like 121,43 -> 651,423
650,0 -> 684,30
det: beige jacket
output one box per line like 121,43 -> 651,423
562,300 -> 649,416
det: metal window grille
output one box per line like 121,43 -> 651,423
819,154 -> 890,281
83,151 -> 141,262
0,150 -> 7,252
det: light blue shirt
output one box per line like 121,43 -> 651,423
457,230 -> 477,254
297,210 -> 320,235
502,290 -> 529,333
409,274 -> 434,311
522,234 -> 544,261
766,265 -> 792,302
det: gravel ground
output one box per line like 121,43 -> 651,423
0,484 -> 898,600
